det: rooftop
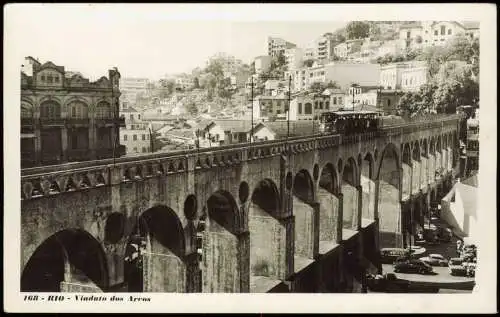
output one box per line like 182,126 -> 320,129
207,120 -> 254,133
399,22 -> 422,29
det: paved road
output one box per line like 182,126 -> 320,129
380,219 -> 475,291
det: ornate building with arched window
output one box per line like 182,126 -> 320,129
20,57 -> 125,168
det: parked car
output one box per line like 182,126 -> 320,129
436,227 -> 453,242
464,262 -> 476,277
419,254 -> 449,266
380,248 -> 412,264
393,259 -> 433,274
449,258 -> 467,276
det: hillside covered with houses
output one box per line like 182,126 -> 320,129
117,20 -> 479,155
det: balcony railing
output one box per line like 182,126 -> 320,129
66,118 -> 90,126
39,117 -> 65,126
67,149 -> 91,161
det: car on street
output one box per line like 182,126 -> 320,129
419,254 -> 449,266
436,227 -> 453,242
393,259 -> 433,274
448,257 -> 468,276
380,248 -> 413,264
464,262 -> 476,277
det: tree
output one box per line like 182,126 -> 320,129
369,23 -> 382,41
303,59 -> 315,68
193,77 -> 200,89
185,101 -> 198,116
250,61 -> 256,74
165,80 -> 175,95
345,21 -> 370,40
433,61 -> 478,113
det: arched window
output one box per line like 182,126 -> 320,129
40,101 -> 61,119
95,101 -> 112,119
21,103 -> 33,118
305,103 -> 312,114
69,101 -> 88,118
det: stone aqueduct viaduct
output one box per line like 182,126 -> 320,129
20,115 -> 460,293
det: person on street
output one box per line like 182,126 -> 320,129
456,240 -> 463,257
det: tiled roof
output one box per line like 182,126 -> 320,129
210,120 -> 254,133
165,129 -> 195,139
399,22 -> 422,29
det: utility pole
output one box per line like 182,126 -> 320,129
250,76 -> 254,144
287,75 -> 291,140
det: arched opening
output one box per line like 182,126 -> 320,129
360,153 -> 375,221
401,143 -> 412,200
184,195 -> 197,220
126,206 -> 186,292
21,229 -> 108,292
39,100 -> 62,164
376,143 -> 402,248
95,101 -> 112,119
318,164 -> 340,245
68,100 -> 89,119
341,157 -> 359,230
429,139 -> 436,185
293,170 -> 316,261
412,142 -> 421,194
405,198 -> 423,247
203,190 -> 244,292
248,179 -> 285,289
421,139 -> 429,187
435,137 -> 443,178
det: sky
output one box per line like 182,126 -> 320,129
7,4 -> 349,80
6,3 -> 489,81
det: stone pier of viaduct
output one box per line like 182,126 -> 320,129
20,115 -> 460,293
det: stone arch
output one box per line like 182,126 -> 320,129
21,100 -> 35,118
293,169 -> 316,260
203,190 -> 246,292
400,143 -> 412,199
66,99 -> 89,119
420,138 -> 429,187
39,99 -> 62,118
293,169 -> 315,203
95,101 -> 113,119
360,153 -> 376,220
341,157 -> 359,230
411,141 -> 422,193
376,142 -> 403,248
422,138 -> 429,157
21,229 -> 109,292
248,179 -> 285,284
126,205 -> 187,292
318,163 -> 341,244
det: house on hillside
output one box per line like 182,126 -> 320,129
200,120 -> 253,147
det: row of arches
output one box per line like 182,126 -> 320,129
21,138 -> 456,293
21,100 -> 114,119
